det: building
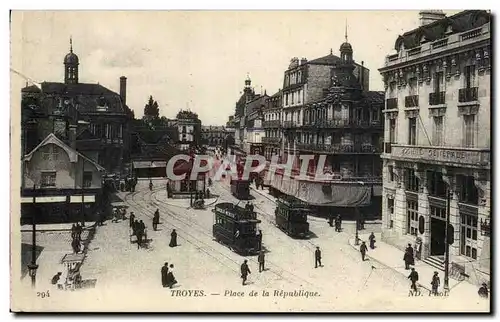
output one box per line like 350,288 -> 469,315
201,125 -> 228,147
174,110 -> 202,151
269,34 -> 384,219
263,90 -> 283,160
242,93 -> 268,155
21,133 -> 105,224
379,10 -> 491,285
21,39 -> 133,174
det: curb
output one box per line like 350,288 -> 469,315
348,236 -> 432,293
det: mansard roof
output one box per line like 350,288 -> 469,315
21,81 -> 126,114
394,10 -> 490,50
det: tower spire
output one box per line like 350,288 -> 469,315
70,36 -> 73,53
345,19 -> 348,42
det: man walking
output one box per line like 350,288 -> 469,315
360,241 -> 368,261
258,251 -> 265,273
241,260 -> 251,285
153,209 -> 160,231
408,268 -> 419,292
315,247 -> 322,268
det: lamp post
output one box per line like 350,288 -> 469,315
354,181 -> 365,246
443,189 -> 452,291
28,184 -> 38,288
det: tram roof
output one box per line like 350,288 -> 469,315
214,202 -> 259,221
277,195 -> 308,207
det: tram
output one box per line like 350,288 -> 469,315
212,202 -> 261,255
229,161 -> 251,199
275,196 -> 310,238
230,178 -> 251,200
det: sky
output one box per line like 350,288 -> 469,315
11,10 -> 460,126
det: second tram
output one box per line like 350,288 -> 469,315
275,196 -> 310,238
212,202 -> 261,255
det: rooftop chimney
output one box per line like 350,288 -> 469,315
69,124 -> 77,150
419,10 -> 446,26
119,76 -> 127,105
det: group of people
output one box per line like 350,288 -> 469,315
161,262 -> 178,288
327,214 -> 343,232
70,223 -> 84,254
130,212 -> 148,249
244,202 -> 255,213
112,207 -> 127,223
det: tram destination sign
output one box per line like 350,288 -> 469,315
391,145 -> 490,167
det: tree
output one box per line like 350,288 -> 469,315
144,95 -> 160,119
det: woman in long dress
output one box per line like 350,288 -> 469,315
166,264 -> 177,288
169,229 -> 177,247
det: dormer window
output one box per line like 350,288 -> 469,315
96,96 -> 108,111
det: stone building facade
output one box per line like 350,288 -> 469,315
263,90 -> 283,160
265,36 -> 384,220
21,133 -> 105,224
21,39 -> 132,174
379,10 -> 491,284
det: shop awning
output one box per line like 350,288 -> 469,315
21,196 -> 67,203
132,161 -> 167,169
69,195 -> 96,203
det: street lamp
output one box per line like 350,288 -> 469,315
28,184 -> 38,288
354,181 -> 365,246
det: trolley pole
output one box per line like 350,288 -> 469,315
444,189 -> 451,291
355,208 -> 360,246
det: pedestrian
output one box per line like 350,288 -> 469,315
169,229 -> 177,247
75,223 -> 82,241
335,215 -> 342,232
51,272 -> 62,285
315,246 -> 322,268
478,283 -> 489,299
257,230 -> 263,251
368,232 -> 376,249
133,219 -> 139,236
240,260 -> 251,285
136,226 -> 143,249
71,237 -> 80,254
166,264 -> 178,289
258,251 -> 265,273
328,215 -> 334,227
161,262 -> 169,288
408,268 -> 419,291
431,271 -> 440,295
149,180 -> 153,191
71,224 -> 77,240
153,209 -> 160,231
360,241 -> 368,261
129,212 -> 135,228
404,244 -> 414,269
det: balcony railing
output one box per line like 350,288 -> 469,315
459,87 -> 478,103
295,143 -> 382,154
405,95 -> 419,108
303,119 -> 383,129
263,120 -> 281,128
262,137 -> 281,144
429,92 -> 446,105
283,121 -> 298,129
386,98 -> 398,110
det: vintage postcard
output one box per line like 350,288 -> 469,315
10,10 -> 491,312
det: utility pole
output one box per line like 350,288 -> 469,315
27,184 -> 38,288
355,207 -> 360,246
444,188 -> 451,291
81,158 -> 85,227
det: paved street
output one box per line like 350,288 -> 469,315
21,178 -> 487,312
